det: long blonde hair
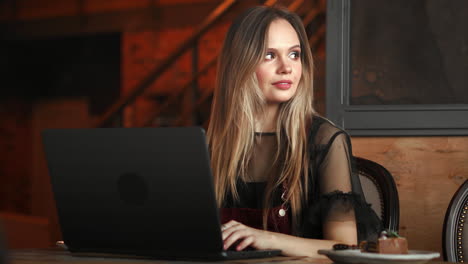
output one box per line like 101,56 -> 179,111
207,6 -> 315,233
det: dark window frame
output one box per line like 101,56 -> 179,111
325,0 -> 468,136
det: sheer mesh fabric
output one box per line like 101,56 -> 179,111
222,116 -> 382,242
303,116 -> 382,241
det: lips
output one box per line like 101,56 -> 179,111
272,80 -> 292,90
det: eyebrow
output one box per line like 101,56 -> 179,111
266,44 -> 301,51
289,44 -> 301,50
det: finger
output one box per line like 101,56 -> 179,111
223,220 -> 239,229
223,229 -> 251,250
220,220 -> 238,231
222,222 -> 245,240
236,235 -> 254,251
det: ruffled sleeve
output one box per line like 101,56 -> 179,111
300,117 -> 382,242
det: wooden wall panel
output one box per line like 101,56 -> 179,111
352,136 -> 468,256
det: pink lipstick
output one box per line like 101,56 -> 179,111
272,80 -> 292,90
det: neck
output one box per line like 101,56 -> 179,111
257,103 -> 279,132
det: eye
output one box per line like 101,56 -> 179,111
289,51 -> 301,59
265,52 -> 275,60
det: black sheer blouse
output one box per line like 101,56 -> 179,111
222,116 -> 382,242
302,116 -> 382,241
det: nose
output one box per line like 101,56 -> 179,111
277,58 -> 292,74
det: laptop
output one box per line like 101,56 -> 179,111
42,127 -> 281,260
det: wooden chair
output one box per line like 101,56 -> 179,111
355,156 -> 400,232
443,180 -> 468,262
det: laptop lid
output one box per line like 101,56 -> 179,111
42,127 -> 226,258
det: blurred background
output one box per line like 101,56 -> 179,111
0,0 -> 466,260
0,0 -> 326,250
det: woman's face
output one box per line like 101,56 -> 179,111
255,19 -> 302,105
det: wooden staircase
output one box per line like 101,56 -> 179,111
95,0 -> 327,129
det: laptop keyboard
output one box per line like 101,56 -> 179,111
223,249 -> 282,259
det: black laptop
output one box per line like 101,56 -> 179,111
42,127 -> 281,260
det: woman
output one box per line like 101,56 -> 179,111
207,6 -> 381,257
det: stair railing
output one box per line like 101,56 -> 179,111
140,0 -> 282,127
168,0 -> 309,127
168,0 -> 327,127
94,0 -> 237,127
96,0 -> 325,128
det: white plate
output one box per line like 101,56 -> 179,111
317,249 -> 440,264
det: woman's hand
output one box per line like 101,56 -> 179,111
221,220 -> 275,251
220,220 -> 346,257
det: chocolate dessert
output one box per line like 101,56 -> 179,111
360,231 -> 408,254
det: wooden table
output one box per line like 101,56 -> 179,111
7,248 -> 330,264
7,248 -> 452,264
